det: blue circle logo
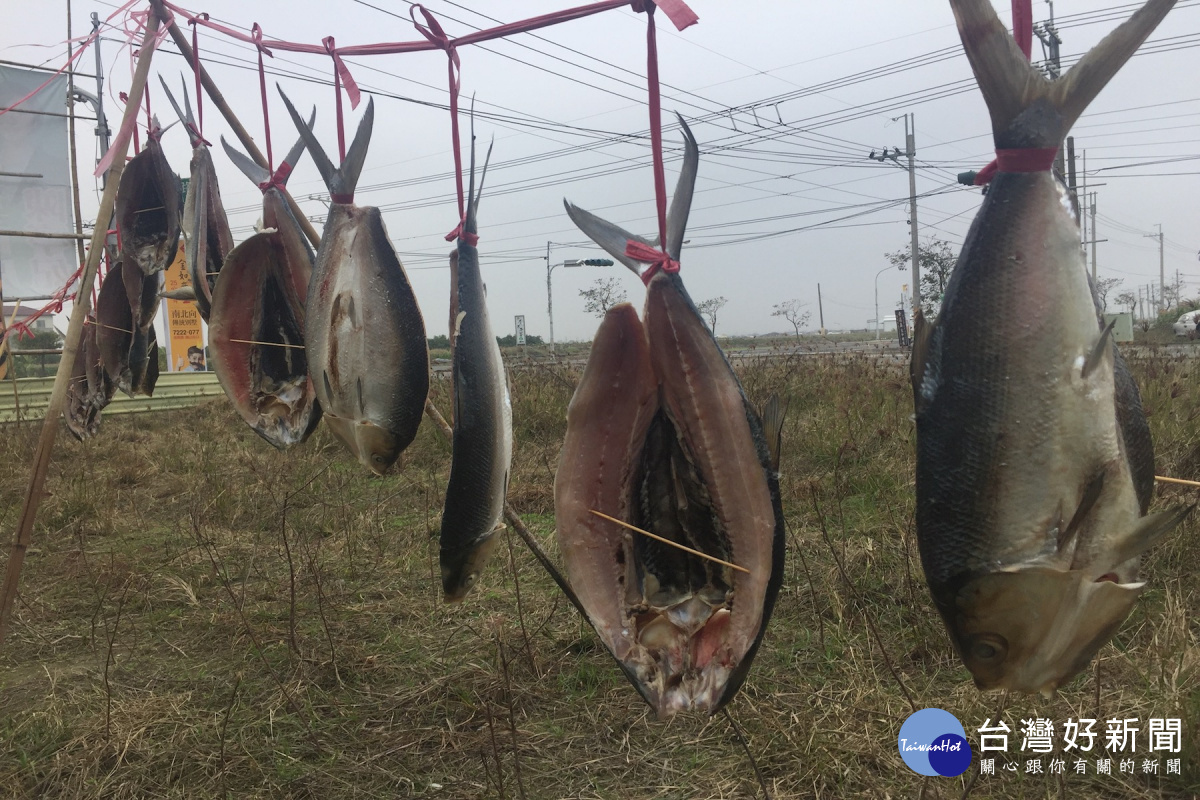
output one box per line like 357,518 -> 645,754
898,708 -> 972,777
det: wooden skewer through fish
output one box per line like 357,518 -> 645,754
1155,475 -> 1200,488
227,338 -> 305,349
85,320 -> 134,335
587,509 -> 751,575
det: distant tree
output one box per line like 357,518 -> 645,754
428,334 -> 451,350
695,296 -> 728,335
771,299 -> 810,338
1162,274 -> 1185,311
886,236 -> 957,317
579,277 -> 627,319
1094,277 -> 1122,312
496,334 -> 544,346
1114,291 -> 1138,315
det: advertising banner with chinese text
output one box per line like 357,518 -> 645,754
161,241 -> 206,372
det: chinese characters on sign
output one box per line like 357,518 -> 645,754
975,717 -> 1183,778
161,241 -> 207,371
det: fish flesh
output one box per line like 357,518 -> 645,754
913,0 -> 1186,695
114,118 -> 182,276
208,124 -> 321,448
65,316 -> 115,440
280,89 -> 429,474
439,136 -> 513,603
557,119 -> 785,718
160,77 -> 234,322
95,261 -> 158,397
122,258 -> 162,394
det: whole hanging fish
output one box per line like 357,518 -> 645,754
557,119 -> 785,718
65,315 -> 115,440
114,117 -> 182,277
439,136 -> 513,603
160,77 -> 234,322
913,0 -> 1187,695
279,89 -> 429,474
208,123 -> 321,448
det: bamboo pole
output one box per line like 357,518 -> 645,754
0,11 -> 163,648
149,0 -> 321,250
67,0 -> 87,272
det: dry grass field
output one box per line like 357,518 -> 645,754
0,346 -> 1197,798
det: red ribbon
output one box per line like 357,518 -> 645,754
188,14 -> 207,139
330,193 -> 354,205
974,0 -> 1045,185
252,23 -> 275,173
627,240 -> 679,285
323,35 -> 361,111
412,5 -> 467,236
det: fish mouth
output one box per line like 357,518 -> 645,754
951,567 -> 1142,695
441,528 -> 502,603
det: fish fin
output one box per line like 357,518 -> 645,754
562,200 -> 653,275
279,108 -> 315,178
1058,469 -> 1106,553
1081,318 -> 1117,379
158,75 -> 199,146
159,286 -> 197,301
452,310 -> 467,342
1107,505 -> 1192,568
665,114 -> 698,261
221,136 -> 272,187
323,370 -> 334,401
1050,0 -> 1176,131
357,376 -> 365,416
339,97 -> 375,199
760,393 -> 787,473
278,86 -> 338,196
951,0 -> 1176,141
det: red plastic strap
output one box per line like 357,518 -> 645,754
411,5 -> 468,240
189,15 -> 206,137
1012,0 -> 1033,60
445,222 -> 479,247
330,193 -> 354,205
642,4 -> 670,270
260,161 -> 293,193
323,36 -> 361,111
252,24 -> 274,173
627,240 -> 679,285
326,37 -> 348,163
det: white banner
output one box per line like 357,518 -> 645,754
0,66 -> 76,299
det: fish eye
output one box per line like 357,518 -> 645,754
969,634 -> 1008,662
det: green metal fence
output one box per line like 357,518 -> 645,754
0,372 -> 224,424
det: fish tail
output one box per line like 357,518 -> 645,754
462,101 -> 493,238
278,87 -> 373,200
952,0 -> 1175,144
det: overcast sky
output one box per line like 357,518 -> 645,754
3,0 -> 1198,342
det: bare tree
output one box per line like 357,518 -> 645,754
695,296 -> 728,335
1114,291 -> 1138,314
579,277 -> 628,319
1094,277 -> 1122,311
771,299 -> 811,338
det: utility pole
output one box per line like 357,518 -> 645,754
869,112 -> 921,318
1034,2 -> 1066,179
1090,192 -> 1098,280
1144,225 -> 1165,312
545,241 -> 555,351
817,283 -> 825,336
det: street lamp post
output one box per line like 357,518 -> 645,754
875,263 -> 904,340
545,241 -> 614,352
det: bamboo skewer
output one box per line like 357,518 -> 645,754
228,338 -> 305,349
588,510 -> 751,575
1155,475 -> 1200,488
0,11 -> 163,648
150,0 -> 321,251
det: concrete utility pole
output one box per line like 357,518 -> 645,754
1034,2 -> 1066,179
868,112 -> 921,316
817,283 -> 825,335
1145,225 -> 1165,311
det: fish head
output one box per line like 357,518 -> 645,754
949,567 -> 1142,695
441,527 -> 502,603
355,422 -> 404,475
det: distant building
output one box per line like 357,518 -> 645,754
2,303 -> 56,335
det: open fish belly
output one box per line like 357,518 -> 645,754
557,293 -> 785,717
306,207 -> 428,473
211,232 -> 320,448
115,139 -> 181,276
556,304 -> 659,662
96,266 -> 134,395
642,274 -> 784,712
